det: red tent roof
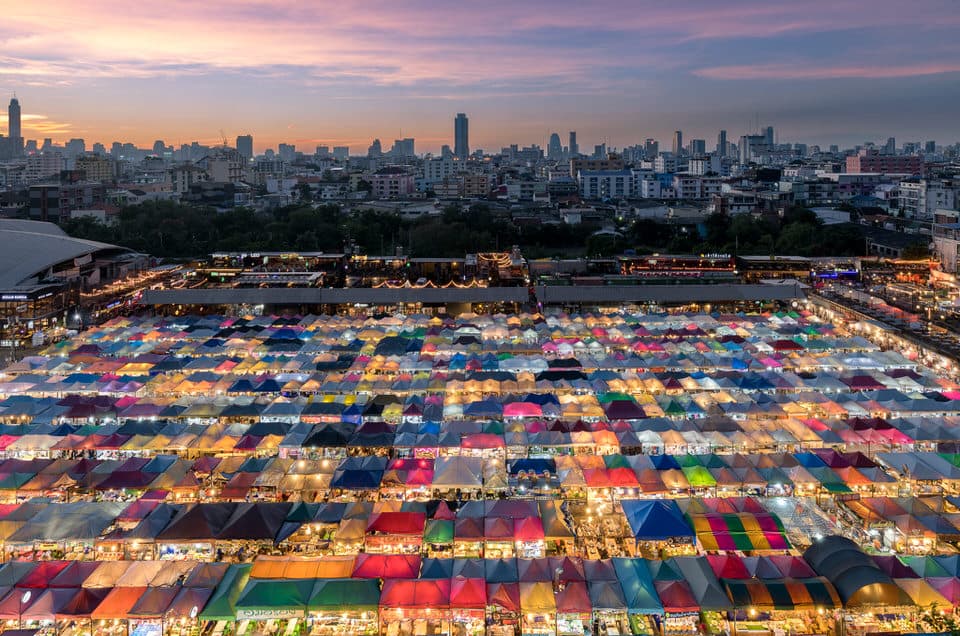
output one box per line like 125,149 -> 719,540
449,577 -> 487,609
351,554 -> 421,579
17,561 -> 70,588
380,579 -> 450,609
654,580 -> 699,613
366,512 -> 426,536
555,581 -> 592,614
486,582 -> 520,613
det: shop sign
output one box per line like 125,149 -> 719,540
236,609 -> 304,620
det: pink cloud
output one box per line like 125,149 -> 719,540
694,62 -> 960,80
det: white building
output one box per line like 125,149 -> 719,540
25,152 -> 64,182
899,179 -> 958,220
577,170 -> 633,200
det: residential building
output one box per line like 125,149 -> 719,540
169,164 -> 208,194
25,152 -> 64,182
570,155 -> 624,178
846,149 -> 923,175
899,179 -> 958,220
29,182 -> 105,222
75,155 -> 115,183
369,170 -> 415,198
578,170 -> 633,200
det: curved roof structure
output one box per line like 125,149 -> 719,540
0,219 -> 134,289
803,536 -> 909,607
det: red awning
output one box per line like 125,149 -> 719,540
366,512 -> 426,536
486,582 -> 520,613
351,554 -> 421,579
380,579 -> 451,609
556,581 -> 592,614
449,578 -> 487,609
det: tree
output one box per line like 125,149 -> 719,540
296,182 -> 313,202
902,241 -> 931,260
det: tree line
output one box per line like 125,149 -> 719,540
61,201 -> 877,260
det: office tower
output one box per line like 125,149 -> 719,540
717,130 -> 727,157
568,132 -> 578,157
688,139 -> 706,156
644,138 -> 658,157
278,143 -> 296,162
368,139 -> 382,158
65,138 -> 86,158
391,138 -> 415,158
764,126 -> 774,146
884,137 -> 896,155
593,143 -> 606,159
548,133 -> 563,159
454,113 -> 469,159
236,134 -> 254,160
672,130 -> 683,155
315,146 -> 330,158
7,97 -> 22,156
925,141 -> 936,154
332,146 -> 349,160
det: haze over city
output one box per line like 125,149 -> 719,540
2,0 -> 960,152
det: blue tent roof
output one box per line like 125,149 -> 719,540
621,500 -> 694,541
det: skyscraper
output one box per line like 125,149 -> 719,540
672,130 -> 683,155
236,134 -> 254,160
717,130 -> 727,157
368,139 -> 382,158
454,113 -> 469,160
8,97 -> 22,156
764,126 -> 774,146
548,133 -> 563,159
568,132 -> 578,157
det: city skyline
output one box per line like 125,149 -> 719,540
1,0 -> 959,152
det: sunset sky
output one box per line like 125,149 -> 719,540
1,0 -> 959,153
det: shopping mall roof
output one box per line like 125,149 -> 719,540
0,219 -> 135,289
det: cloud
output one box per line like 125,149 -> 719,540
693,62 -> 960,80
0,113 -> 73,135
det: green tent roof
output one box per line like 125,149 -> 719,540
308,579 -> 380,612
424,519 -> 454,544
199,564 -> 251,621
235,579 -> 313,616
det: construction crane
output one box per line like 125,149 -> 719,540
219,129 -> 229,148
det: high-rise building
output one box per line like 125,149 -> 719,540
368,139 -> 382,158
644,138 -> 658,157
236,135 -> 254,160
390,138 -> 415,158
925,141 -> 937,154
672,130 -> 683,155
332,146 -> 349,160
568,132 -> 578,157
884,137 -> 896,155
717,130 -> 727,157
8,97 -> 22,156
278,143 -> 296,162
688,139 -> 706,156
764,126 -> 774,146
454,113 -> 469,159
548,133 -> 563,159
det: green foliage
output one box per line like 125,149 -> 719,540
59,201 -> 871,260
902,241 -> 931,260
